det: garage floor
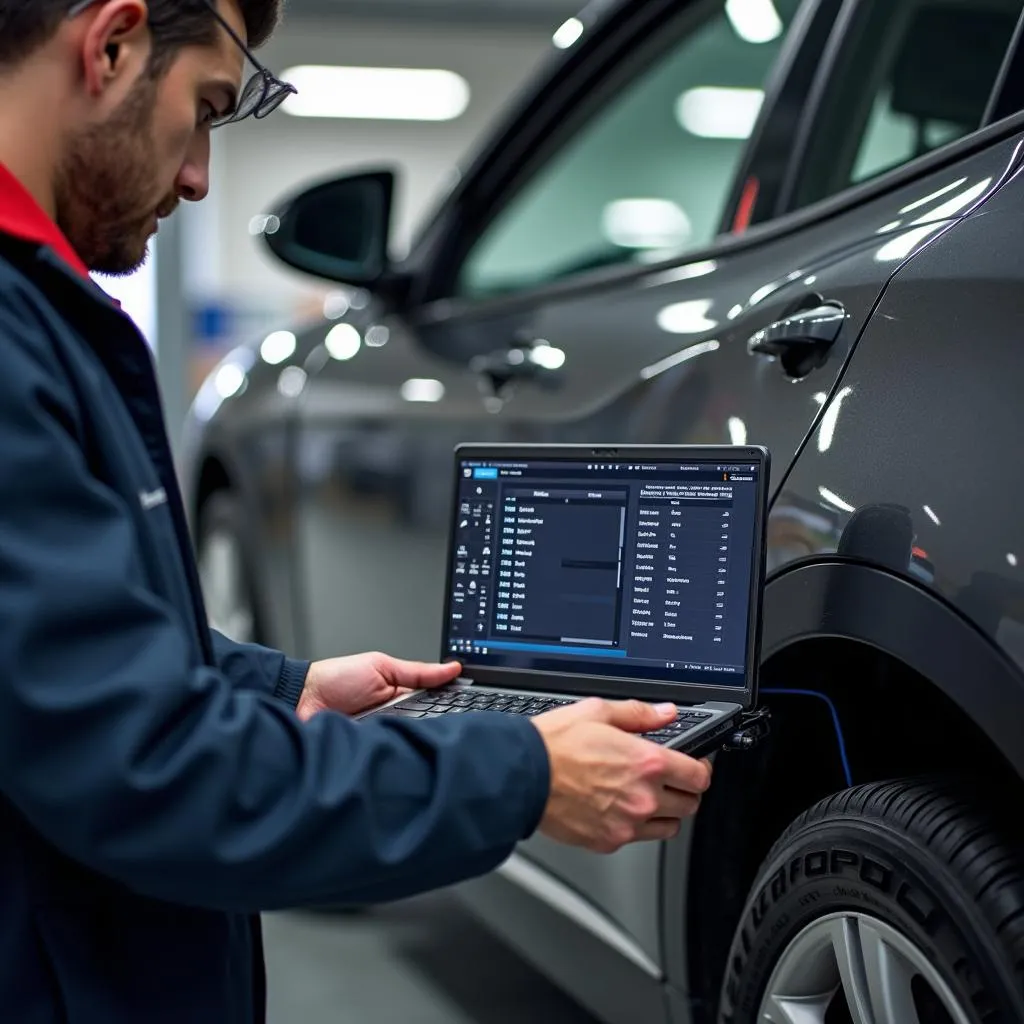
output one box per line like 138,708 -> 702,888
263,892 -> 601,1024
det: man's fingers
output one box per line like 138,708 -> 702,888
634,819 -> 682,843
382,657 -> 462,689
658,751 -> 713,795
600,699 -> 678,734
654,787 -> 702,820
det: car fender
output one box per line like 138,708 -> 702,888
660,558 -> 1024,1003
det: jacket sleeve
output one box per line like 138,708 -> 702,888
0,307 -> 551,912
209,630 -> 309,710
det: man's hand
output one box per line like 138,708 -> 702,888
296,653 -> 461,721
532,699 -> 712,854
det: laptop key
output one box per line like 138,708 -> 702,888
401,700 -> 439,712
377,708 -> 426,719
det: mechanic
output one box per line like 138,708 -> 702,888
0,1 -> 713,1021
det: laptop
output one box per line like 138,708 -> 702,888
362,444 -> 770,757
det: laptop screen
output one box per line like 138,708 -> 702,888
442,449 -> 765,693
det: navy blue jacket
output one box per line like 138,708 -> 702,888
0,226 -> 550,1021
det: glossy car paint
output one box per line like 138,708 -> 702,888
773,155 -> 1024,734
179,1 -> 1024,1020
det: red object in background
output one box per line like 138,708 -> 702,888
733,176 -> 760,234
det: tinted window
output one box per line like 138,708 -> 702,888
792,0 -> 1022,208
457,0 -> 804,300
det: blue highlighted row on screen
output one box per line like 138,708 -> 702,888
483,641 -> 628,659
472,467 -> 499,479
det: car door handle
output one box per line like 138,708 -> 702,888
747,302 -> 845,377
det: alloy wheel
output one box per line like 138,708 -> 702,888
759,911 -> 972,1024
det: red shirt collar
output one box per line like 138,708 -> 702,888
0,163 -> 90,280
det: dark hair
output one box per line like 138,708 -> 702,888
0,0 -> 282,70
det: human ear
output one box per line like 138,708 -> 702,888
78,0 -> 149,97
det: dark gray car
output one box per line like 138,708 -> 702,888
181,0 -> 1024,1020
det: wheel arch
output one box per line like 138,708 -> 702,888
664,559 -> 1024,1021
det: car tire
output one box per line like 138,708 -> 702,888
196,490 -> 263,645
718,778 -> 1024,1024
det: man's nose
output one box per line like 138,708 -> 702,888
176,131 -> 211,203
176,158 -> 210,203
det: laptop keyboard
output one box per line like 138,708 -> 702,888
371,689 -> 715,745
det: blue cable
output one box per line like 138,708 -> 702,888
760,688 -> 854,788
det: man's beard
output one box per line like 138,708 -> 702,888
55,77 -> 175,276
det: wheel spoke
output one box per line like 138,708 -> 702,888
859,920 -> 922,1024
829,916 -> 875,1024
762,992 -> 836,1024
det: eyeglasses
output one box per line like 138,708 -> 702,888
67,0 -> 297,127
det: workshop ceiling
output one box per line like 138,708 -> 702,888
286,0 -> 583,27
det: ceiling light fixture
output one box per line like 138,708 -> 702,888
214,363 -> 246,399
529,344 -> 566,370
401,378 -> 446,403
640,340 -> 720,380
819,486 -> 855,513
657,299 -> 718,335
725,0 -> 783,43
325,323 -> 362,361
277,366 -> 308,398
728,417 -> 748,445
677,87 -> 764,139
602,199 -> 692,250
817,386 -> 853,452
552,17 -> 584,49
261,330 -> 296,365
281,66 -> 470,121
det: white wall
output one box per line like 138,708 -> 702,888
191,15 -> 554,315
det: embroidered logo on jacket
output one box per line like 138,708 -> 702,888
139,487 -> 168,511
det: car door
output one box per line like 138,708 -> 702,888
289,0 -> 1022,978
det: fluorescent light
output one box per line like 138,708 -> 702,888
817,386 -> 853,452
749,281 -> 779,306
529,344 -> 566,370
553,17 -> 584,49
875,224 -> 941,263
819,486 -> 855,513
725,0 -> 782,43
602,199 -> 692,250
657,299 -> 717,335
677,87 -> 763,139
645,260 -> 718,288
913,177 -> 991,222
214,363 -> 246,399
640,340 -> 720,380
728,417 -> 748,445
727,304 -> 744,320
249,214 -> 279,236
261,330 -> 296,365
401,378 -> 445,403
900,177 -> 967,215
277,366 -> 308,398
325,323 -> 361,361
923,505 -> 941,526
323,292 -> 350,320
366,325 -> 390,347
1008,553 -> 1018,567
282,66 -> 470,121
875,178 -> 994,261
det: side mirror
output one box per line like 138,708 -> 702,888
258,170 -> 396,286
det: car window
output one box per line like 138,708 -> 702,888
791,0 -> 1023,209
456,0 -> 805,300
